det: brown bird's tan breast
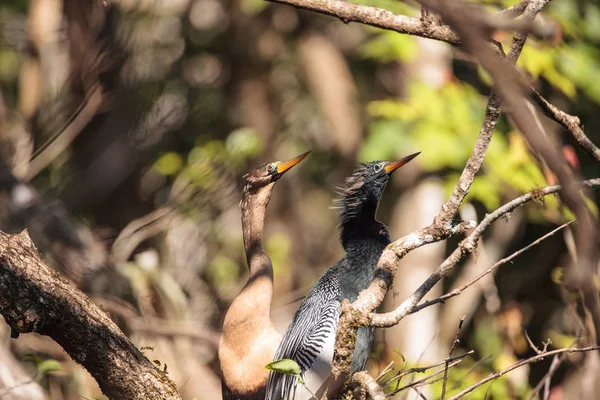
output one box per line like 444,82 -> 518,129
219,274 -> 281,399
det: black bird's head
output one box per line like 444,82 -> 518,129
242,151 -> 310,201
336,152 -> 420,227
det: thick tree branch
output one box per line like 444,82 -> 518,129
351,371 -> 386,400
267,0 -> 460,44
0,230 -> 181,400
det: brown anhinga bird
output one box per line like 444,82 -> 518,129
219,151 -> 310,400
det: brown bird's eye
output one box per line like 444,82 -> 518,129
266,163 -> 276,173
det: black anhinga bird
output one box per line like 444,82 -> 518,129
265,152 -> 420,400
219,152 -> 310,400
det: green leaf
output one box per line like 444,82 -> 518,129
265,359 -> 302,377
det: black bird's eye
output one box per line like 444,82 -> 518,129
373,163 -> 384,173
266,163 -> 276,173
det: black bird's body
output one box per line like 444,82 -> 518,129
266,154 -> 419,400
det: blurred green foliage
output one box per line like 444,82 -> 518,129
365,82 -> 551,213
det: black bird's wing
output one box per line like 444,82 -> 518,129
266,264 -> 341,400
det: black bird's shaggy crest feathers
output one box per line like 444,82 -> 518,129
333,162 -> 389,246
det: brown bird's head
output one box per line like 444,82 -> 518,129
242,151 -> 310,197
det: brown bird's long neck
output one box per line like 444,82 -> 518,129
241,186 -> 274,280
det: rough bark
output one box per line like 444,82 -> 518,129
0,230 -> 181,400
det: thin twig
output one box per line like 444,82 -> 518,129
383,351 -> 474,387
524,330 -> 544,355
389,359 -> 464,396
527,354 -> 562,400
532,88 -> 600,162
411,221 -> 574,313
450,354 -> 494,390
370,179 -> 600,328
543,356 -> 560,400
442,316 -> 466,400
447,346 -> 600,400
375,360 -> 395,382
22,85 -> 103,181
527,334 -> 581,400
411,386 -> 430,400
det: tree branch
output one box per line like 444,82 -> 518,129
531,88 -> 600,162
331,0 -> 549,381
420,0 -> 599,342
495,0 -> 530,20
352,371 -> 386,400
267,0 -> 460,44
389,359 -> 464,396
411,221 -> 574,313
447,346 -> 600,400
268,0 -> 600,167
381,351 -> 474,388
369,178 -> 600,329
0,230 -> 181,400
442,316 -> 465,400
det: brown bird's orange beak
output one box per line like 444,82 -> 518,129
384,152 -> 421,173
276,151 -> 311,174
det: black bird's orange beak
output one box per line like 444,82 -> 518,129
384,152 -> 421,174
276,151 -> 311,174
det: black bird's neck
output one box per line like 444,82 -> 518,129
339,195 -> 383,247
338,201 -> 391,303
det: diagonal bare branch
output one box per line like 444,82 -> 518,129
331,0 -> 552,380
369,178 -> 600,329
411,221 -> 574,313
442,316 -> 465,400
